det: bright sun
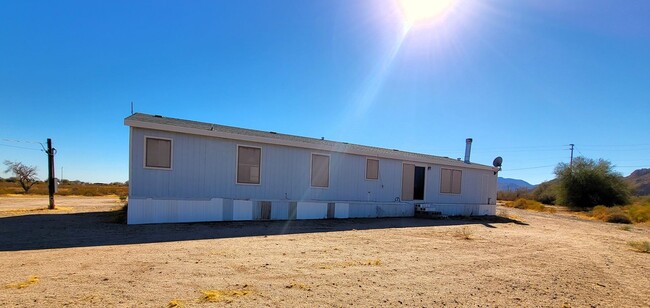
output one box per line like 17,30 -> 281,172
399,0 -> 457,26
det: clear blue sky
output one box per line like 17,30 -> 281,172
1,0 -> 649,185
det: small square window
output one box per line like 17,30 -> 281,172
145,137 -> 172,169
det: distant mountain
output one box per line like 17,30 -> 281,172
498,177 -> 535,191
626,168 -> 650,196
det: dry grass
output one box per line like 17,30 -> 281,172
5,276 -> 39,289
504,198 -> 556,213
199,288 -> 253,303
0,181 -> 127,197
166,299 -> 184,307
457,227 -> 474,240
209,249 -> 236,257
592,206 -> 631,224
627,240 -> 650,253
619,225 -> 633,231
0,206 -> 73,214
589,198 -> 650,225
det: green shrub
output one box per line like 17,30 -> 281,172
554,157 -> 631,208
531,180 -> 558,205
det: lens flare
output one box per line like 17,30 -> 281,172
399,0 -> 457,26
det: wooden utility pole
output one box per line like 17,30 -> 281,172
47,138 -> 56,209
569,144 -> 575,168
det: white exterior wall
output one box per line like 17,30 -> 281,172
127,127 -> 497,224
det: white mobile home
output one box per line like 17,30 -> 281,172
125,113 -> 498,224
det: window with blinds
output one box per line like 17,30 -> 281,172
311,154 -> 330,188
237,146 -> 261,184
145,137 -> 172,169
366,158 -> 379,180
440,168 -> 462,194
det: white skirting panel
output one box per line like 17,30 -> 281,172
419,204 -> 496,216
347,202 -> 414,218
127,198 -> 496,224
128,198 -> 223,224
296,202 -> 328,219
334,203 -> 349,218
232,200 -> 253,221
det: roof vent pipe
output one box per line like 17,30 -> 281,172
464,138 -> 473,163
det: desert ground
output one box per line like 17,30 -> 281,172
0,196 -> 648,307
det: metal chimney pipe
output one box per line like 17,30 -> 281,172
464,138 -> 473,163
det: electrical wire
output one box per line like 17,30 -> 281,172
0,138 -> 43,144
503,164 -> 556,171
0,143 -> 42,151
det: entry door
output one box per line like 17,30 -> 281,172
413,166 -> 425,200
402,164 -> 415,201
402,164 -> 425,201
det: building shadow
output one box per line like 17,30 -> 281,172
0,209 -> 527,251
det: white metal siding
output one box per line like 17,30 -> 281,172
130,128 -> 496,206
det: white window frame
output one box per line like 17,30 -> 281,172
310,153 -> 330,188
236,145 -> 262,185
143,136 -> 173,170
440,168 -> 462,195
365,158 -> 380,180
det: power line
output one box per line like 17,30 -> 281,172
0,143 -> 42,151
580,143 -> 650,148
579,147 -> 650,152
503,164 -> 556,171
0,138 -> 43,144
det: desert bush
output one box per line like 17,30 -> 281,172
626,204 -> 650,223
531,180 -> 558,205
497,188 -> 531,201
590,198 -> 649,224
606,208 -> 632,224
591,205 -> 609,220
554,157 -> 631,208
590,205 -> 631,224
458,227 -> 473,240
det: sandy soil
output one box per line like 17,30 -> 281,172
0,196 -> 648,307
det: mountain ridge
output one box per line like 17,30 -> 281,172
498,177 -> 535,191
626,168 -> 650,195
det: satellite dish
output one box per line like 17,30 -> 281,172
492,156 -> 503,168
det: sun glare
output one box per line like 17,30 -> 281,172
399,0 -> 457,26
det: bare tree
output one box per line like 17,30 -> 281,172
3,160 -> 38,193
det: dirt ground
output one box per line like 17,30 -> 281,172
0,196 -> 648,307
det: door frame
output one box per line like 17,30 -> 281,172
402,162 -> 427,201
